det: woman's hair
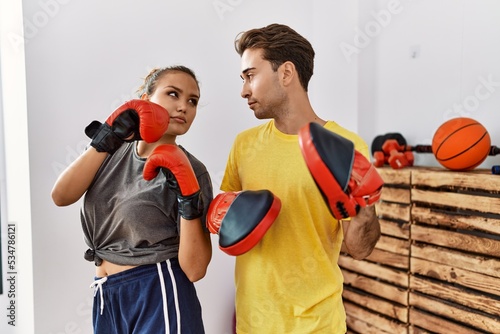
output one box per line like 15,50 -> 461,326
234,23 -> 315,91
137,65 -> 200,97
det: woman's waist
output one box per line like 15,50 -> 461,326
94,258 -> 181,285
84,244 -> 179,268
96,259 -> 138,277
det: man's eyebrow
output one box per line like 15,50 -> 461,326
240,67 -> 255,79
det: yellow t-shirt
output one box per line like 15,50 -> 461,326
221,120 -> 369,334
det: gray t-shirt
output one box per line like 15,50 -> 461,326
81,142 -> 213,266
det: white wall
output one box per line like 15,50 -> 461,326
358,0 -> 500,168
1,1 -> 359,333
0,0 -> 35,333
1,0 -> 500,333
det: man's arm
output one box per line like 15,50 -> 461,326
341,206 -> 380,260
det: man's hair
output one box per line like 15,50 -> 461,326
235,23 -> 315,91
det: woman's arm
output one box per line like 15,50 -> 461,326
142,145 -> 213,280
178,219 -> 212,282
341,206 -> 380,260
51,147 -> 108,206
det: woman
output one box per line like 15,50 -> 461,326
52,65 -> 212,333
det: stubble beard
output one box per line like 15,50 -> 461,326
254,86 -> 289,121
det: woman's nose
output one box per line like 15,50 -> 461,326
177,102 -> 186,112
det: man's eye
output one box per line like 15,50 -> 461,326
242,74 -> 252,83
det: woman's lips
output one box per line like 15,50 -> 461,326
170,116 -> 187,124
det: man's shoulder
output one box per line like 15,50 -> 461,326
235,121 -> 272,139
325,121 -> 364,141
324,121 -> 369,155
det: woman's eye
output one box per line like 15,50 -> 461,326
190,99 -> 199,106
168,91 -> 178,97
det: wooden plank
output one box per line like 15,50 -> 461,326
342,269 -> 409,305
412,206 -> 500,235
375,235 -> 410,256
409,292 -> 500,333
408,326 -> 432,334
411,257 -> 500,296
410,276 -> 500,317
380,187 -> 411,204
344,300 -> 408,334
411,225 -> 500,257
346,316 -> 393,334
412,168 -> 500,193
339,255 -> 409,287
343,288 -> 408,322
411,243 -> 500,278
366,248 -> 409,270
370,167 -> 500,333
380,219 -> 410,239
377,167 -> 412,186
412,188 -> 500,214
376,201 -> 411,222
409,308 -> 484,334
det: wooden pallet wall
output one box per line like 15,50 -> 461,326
340,168 -> 412,334
409,168 -> 500,333
340,167 -> 500,334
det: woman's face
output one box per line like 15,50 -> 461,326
145,71 -> 200,137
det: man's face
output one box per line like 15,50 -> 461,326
240,48 -> 286,119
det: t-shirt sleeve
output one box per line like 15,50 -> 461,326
221,138 -> 242,192
198,170 -> 214,233
353,138 -> 370,160
326,121 -> 370,161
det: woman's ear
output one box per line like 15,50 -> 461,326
140,93 -> 149,100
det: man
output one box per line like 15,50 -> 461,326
221,23 -> 380,333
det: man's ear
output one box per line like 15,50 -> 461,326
280,61 -> 295,87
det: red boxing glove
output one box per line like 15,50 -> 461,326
298,122 -> 384,220
207,190 -> 281,256
85,99 -> 170,154
143,144 -> 203,220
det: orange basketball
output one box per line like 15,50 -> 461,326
432,117 -> 491,171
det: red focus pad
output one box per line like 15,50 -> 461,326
349,150 -> 384,206
109,99 -> 170,143
298,122 -> 384,219
207,190 -> 281,256
206,192 -> 239,234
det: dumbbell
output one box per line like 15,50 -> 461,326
371,133 -> 432,169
